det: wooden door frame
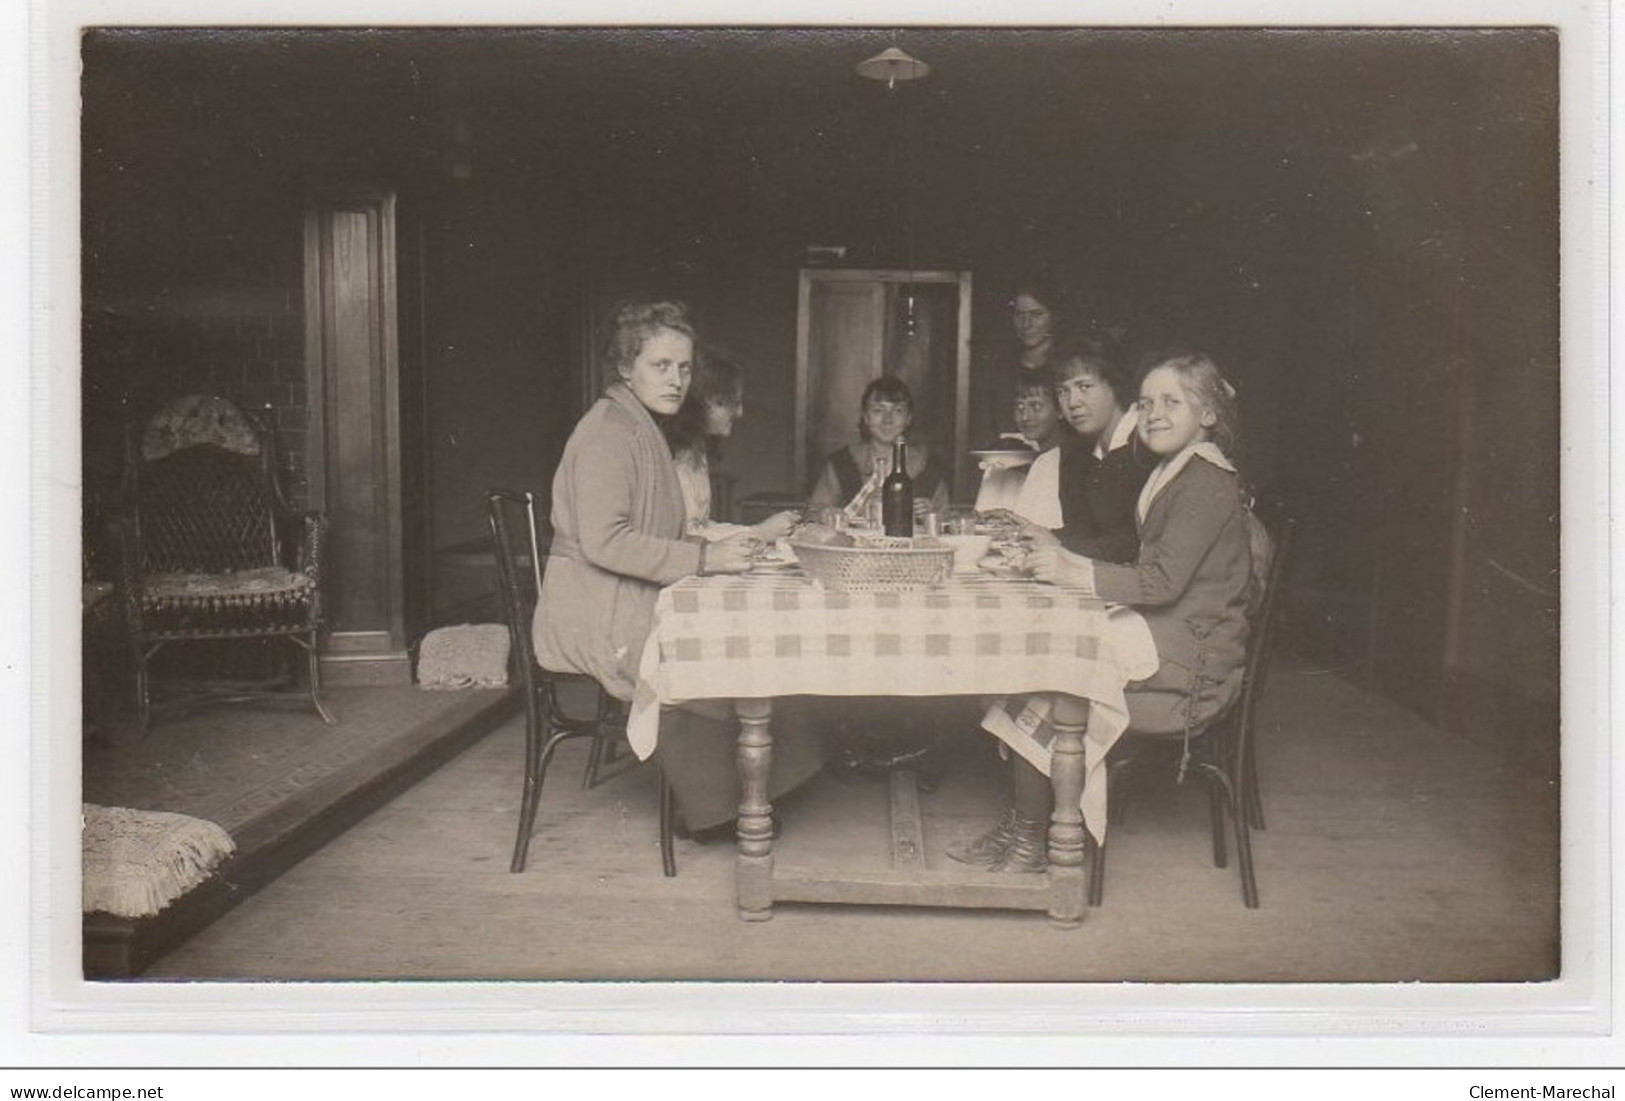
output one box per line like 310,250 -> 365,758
303,191 -> 411,684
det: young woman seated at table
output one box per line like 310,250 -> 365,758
804,376 -> 959,782
972,374 -> 1068,515
666,348 -> 801,543
995,342 -> 1153,564
806,376 -> 951,521
534,300 -> 824,839
949,351 -> 1256,872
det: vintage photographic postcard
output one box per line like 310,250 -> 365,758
17,0 -> 1614,1067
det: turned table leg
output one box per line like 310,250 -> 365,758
1046,693 -> 1089,928
734,697 -> 775,921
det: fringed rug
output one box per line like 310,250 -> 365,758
82,804 -> 236,919
416,623 -> 510,689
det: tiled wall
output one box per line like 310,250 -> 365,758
82,284 -> 311,678
86,285 -> 309,511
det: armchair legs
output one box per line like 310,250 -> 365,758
130,640 -> 155,741
127,631 -> 334,738
290,631 -> 337,725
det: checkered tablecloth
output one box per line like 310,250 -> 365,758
628,571 -> 1159,841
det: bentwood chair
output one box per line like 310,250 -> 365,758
1088,513 -> 1296,909
1237,494 -> 1293,832
486,488 -> 676,877
115,395 -> 333,738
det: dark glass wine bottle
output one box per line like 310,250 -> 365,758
881,437 -> 914,537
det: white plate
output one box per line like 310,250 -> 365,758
748,561 -> 804,574
969,449 -> 1040,470
750,541 -> 798,566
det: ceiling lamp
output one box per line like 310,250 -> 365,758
855,46 -> 930,91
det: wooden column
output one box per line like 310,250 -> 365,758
304,194 -> 410,685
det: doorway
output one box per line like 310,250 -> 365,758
794,268 -> 973,497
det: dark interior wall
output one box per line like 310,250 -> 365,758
79,27 -> 1561,735
81,233 -> 308,572
80,28 -> 414,523
1263,35 -> 1561,724
1436,50 -> 1561,725
414,172 -> 577,551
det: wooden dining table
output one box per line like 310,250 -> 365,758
627,567 -> 1158,927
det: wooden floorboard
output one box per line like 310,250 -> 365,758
132,658 -> 1560,984
83,684 -> 518,978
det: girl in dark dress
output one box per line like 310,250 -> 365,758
805,376 -> 950,518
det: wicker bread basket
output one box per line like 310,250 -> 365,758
787,538 -> 954,592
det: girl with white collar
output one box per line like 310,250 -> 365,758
1038,351 -> 1255,734
950,352 -> 1256,873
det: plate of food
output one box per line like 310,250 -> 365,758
975,537 -> 1035,578
748,561 -> 803,574
748,541 -> 799,569
973,511 -> 1023,538
969,448 -> 1041,471
976,554 -> 1033,579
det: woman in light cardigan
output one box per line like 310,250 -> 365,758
535,301 -> 823,835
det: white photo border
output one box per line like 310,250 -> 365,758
17,0 -> 1615,1066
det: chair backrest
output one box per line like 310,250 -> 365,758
1242,507 -> 1274,620
1233,513 -> 1297,743
127,396 -> 282,574
140,394 -> 264,462
486,488 -> 542,687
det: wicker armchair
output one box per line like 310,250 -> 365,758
115,395 -> 334,736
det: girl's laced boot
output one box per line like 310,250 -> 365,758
992,814 -> 1050,874
945,806 -> 1020,866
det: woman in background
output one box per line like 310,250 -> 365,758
1007,278 -> 1064,385
667,349 -> 800,542
970,275 -> 1075,452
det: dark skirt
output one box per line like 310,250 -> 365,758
813,695 -> 981,761
655,697 -> 828,832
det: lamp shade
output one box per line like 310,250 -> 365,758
855,47 -> 930,86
